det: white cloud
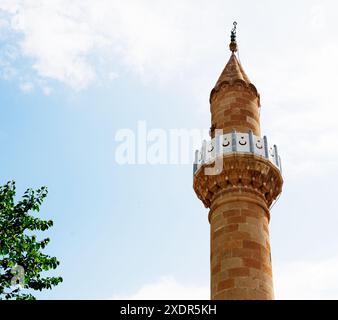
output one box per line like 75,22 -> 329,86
112,259 -> 338,300
275,258 -> 338,300
9,0 -> 97,90
19,81 -> 33,93
42,85 -> 52,95
0,0 -> 338,176
112,276 -> 208,300
0,66 -> 16,80
0,0 -> 211,89
0,1 -> 335,96
108,71 -> 119,81
260,41 -> 338,177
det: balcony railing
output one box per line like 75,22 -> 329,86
193,130 -> 282,175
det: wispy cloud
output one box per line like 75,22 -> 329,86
19,81 -> 33,93
275,257 -> 338,300
0,0 -> 218,90
112,276 -> 208,300
1,1 -> 336,95
112,258 -> 338,300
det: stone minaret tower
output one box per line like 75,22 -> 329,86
193,23 -> 283,300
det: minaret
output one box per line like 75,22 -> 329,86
193,22 -> 283,300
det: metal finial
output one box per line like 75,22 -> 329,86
229,21 -> 238,53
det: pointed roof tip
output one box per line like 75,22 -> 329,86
210,51 -> 260,104
214,53 -> 251,88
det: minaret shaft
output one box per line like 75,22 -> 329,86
210,187 -> 273,299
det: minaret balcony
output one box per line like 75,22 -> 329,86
193,130 -> 282,176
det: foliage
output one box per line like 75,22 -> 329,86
0,181 -> 62,300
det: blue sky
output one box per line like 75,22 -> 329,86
1,0 -> 338,299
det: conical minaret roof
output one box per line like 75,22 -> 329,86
214,53 -> 251,88
210,22 -> 259,101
